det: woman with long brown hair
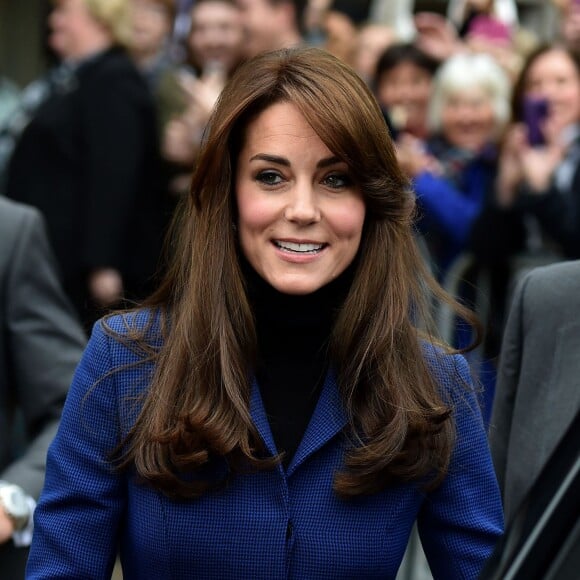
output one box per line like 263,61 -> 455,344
27,47 -> 503,579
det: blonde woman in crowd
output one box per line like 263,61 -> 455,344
396,51 -> 511,275
5,0 -> 166,329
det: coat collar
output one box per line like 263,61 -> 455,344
249,370 -> 348,477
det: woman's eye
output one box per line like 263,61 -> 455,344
256,171 -> 283,186
323,173 -> 352,189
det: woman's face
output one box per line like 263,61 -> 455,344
130,0 -> 172,58
524,49 -> 580,133
376,61 -> 433,134
235,101 -> 365,295
441,86 -> 496,151
48,0 -> 109,59
189,1 -> 243,73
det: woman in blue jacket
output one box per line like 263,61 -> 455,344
27,47 -> 503,579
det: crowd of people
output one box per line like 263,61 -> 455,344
0,0 -> 579,578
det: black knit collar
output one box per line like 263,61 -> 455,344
242,256 -> 356,353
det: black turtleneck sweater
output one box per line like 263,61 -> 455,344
243,261 -> 354,467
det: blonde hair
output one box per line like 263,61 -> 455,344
427,52 -> 511,137
84,0 -> 132,48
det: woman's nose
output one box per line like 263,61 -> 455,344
284,184 -> 321,224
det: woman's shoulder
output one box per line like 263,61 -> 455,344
101,307 -> 162,333
421,341 -> 474,398
421,340 -> 467,373
93,307 -> 165,360
77,309 -> 162,409
420,342 -> 487,445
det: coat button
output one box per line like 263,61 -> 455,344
286,520 -> 293,540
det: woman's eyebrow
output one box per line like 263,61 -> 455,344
317,156 -> 342,169
249,154 -> 290,166
248,154 -> 342,168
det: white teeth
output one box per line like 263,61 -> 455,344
275,241 -> 324,253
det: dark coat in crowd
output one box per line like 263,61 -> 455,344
5,47 -> 166,323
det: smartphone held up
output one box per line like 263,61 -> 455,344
522,96 -> 549,147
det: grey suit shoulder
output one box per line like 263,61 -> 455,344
490,259 -> 580,524
0,197 -> 40,268
0,196 -> 86,499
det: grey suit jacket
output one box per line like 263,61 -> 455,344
489,260 -> 580,524
0,197 -> 85,499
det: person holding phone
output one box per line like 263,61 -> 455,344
495,44 -> 580,260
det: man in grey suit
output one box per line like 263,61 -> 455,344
0,197 -> 86,576
490,260 -> 580,525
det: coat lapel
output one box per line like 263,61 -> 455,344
249,377 -> 278,458
249,371 -> 348,476
287,370 -> 347,476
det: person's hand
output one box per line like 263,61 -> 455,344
178,66 -> 225,121
519,143 -> 565,193
0,509 -> 14,544
541,106 -> 577,147
520,114 -> 566,193
89,268 -> 123,306
467,36 -> 521,82
497,125 -> 526,206
414,12 -> 465,62
396,133 -> 441,178
162,117 -> 198,165
163,67 -> 226,166
497,124 -> 566,204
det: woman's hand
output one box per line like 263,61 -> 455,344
89,268 -> 123,306
519,142 -> 565,193
178,67 -> 225,121
162,68 -> 226,166
497,124 -> 566,205
497,125 -> 525,206
0,510 -> 14,544
162,117 -> 198,165
396,133 -> 441,178
414,12 -> 465,62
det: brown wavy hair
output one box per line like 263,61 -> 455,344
110,47 -> 479,498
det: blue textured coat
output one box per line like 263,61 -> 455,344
27,313 -> 503,579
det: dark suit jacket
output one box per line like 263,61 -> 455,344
490,260 -> 580,524
5,47 -> 166,319
0,197 -> 85,573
